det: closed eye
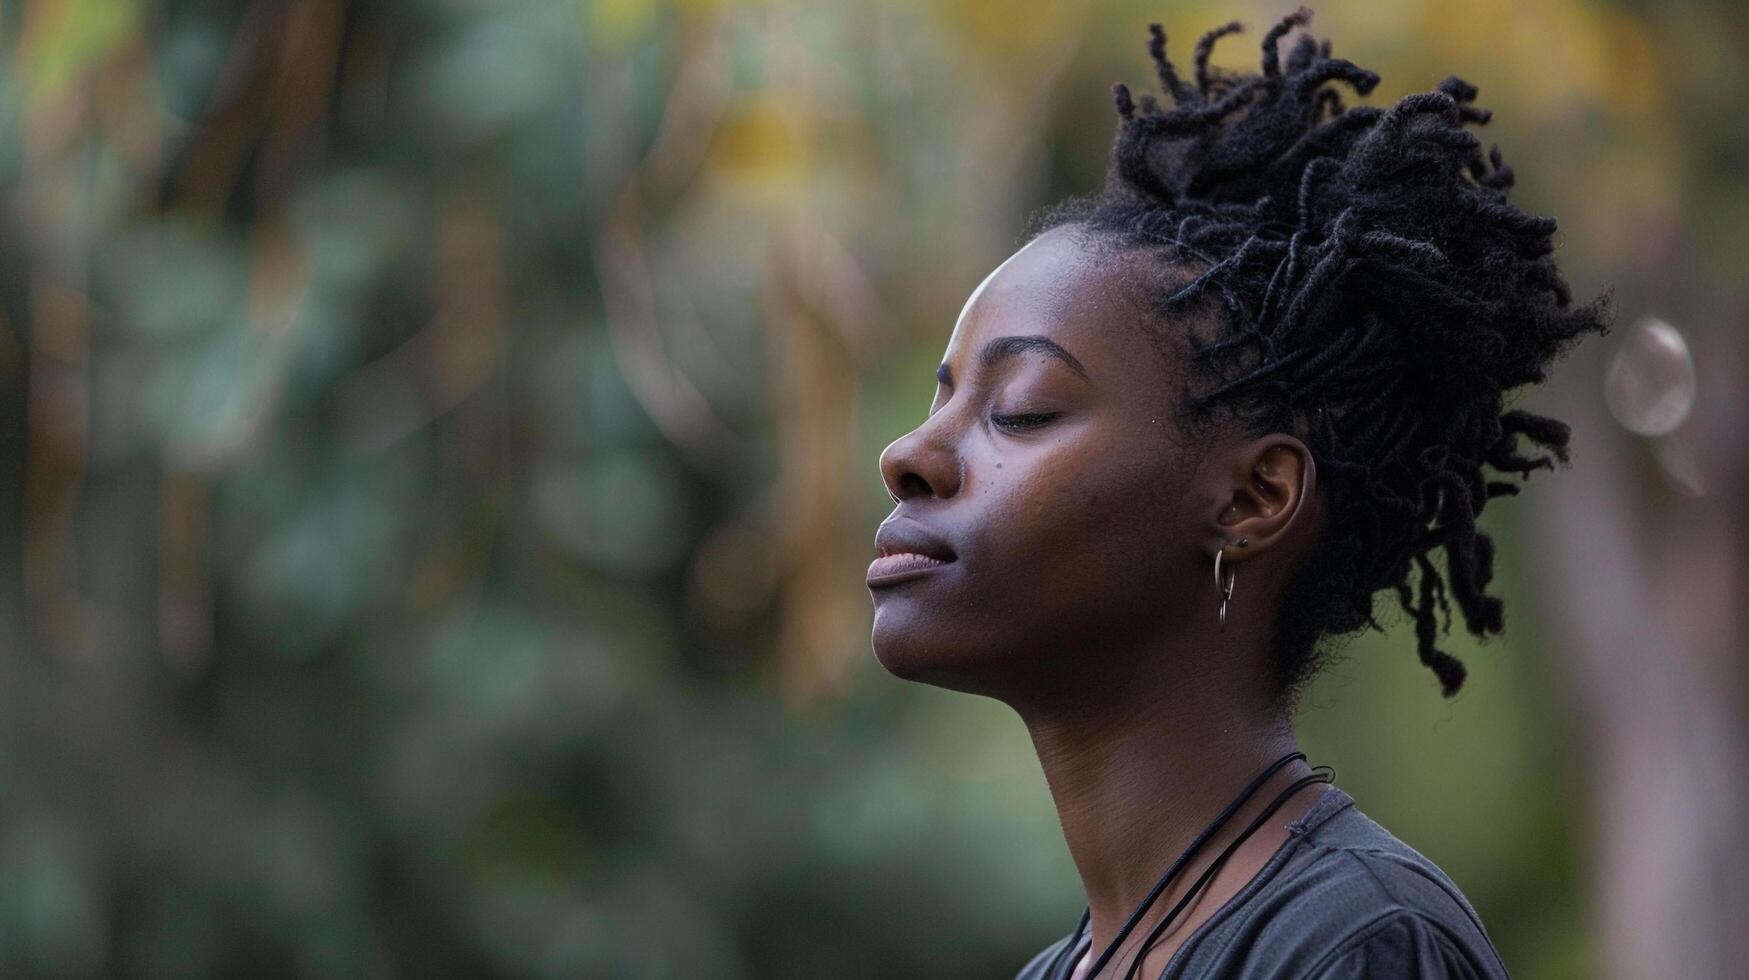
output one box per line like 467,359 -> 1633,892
991,412 -> 1061,431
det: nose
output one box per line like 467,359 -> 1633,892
879,415 -> 962,503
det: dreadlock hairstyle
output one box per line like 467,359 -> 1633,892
1046,8 -> 1610,705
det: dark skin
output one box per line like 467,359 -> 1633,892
869,225 -> 1329,978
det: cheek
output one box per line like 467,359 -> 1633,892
867,436 -> 1197,686
973,450 -> 1185,631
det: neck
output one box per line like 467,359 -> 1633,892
1017,662 -> 1302,969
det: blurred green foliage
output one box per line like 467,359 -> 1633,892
0,0 -> 1743,976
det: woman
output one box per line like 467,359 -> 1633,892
866,9 -> 1607,980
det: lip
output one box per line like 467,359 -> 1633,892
869,516 -> 958,588
866,552 -> 954,587
874,516 -> 956,560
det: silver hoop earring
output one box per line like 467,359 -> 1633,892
1214,547 -> 1237,629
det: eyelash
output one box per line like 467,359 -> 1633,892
991,412 -> 1060,431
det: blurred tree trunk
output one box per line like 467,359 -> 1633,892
1525,324 -> 1749,980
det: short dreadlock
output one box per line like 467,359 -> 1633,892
1042,8 -> 1610,705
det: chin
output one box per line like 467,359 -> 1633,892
869,605 -> 1008,696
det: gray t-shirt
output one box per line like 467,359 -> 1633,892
1013,785 -> 1510,979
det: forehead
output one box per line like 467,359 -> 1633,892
942,226 -> 1177,384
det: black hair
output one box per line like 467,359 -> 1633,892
1043,8 -> 1609,706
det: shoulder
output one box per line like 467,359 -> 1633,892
1168,787 -> 1511,979
1013,932 -> 1078,980
1298,907 -> 1499,979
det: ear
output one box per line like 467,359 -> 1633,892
1210,435 -> 1317,563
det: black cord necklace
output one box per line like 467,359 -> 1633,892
1043,750 -> 1333,980
1118,767 -> 1334,980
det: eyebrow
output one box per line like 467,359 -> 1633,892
937,335 -> 1089,386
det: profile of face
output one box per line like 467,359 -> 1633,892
868,225 -> 1315,705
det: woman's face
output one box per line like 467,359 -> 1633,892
870,225 -> 1224,698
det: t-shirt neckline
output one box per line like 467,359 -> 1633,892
1061,783 -> 1354,980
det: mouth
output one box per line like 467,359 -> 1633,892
869,516 -> 958,589
866,551 -> 955,588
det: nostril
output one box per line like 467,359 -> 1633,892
896,471 -> 933,499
